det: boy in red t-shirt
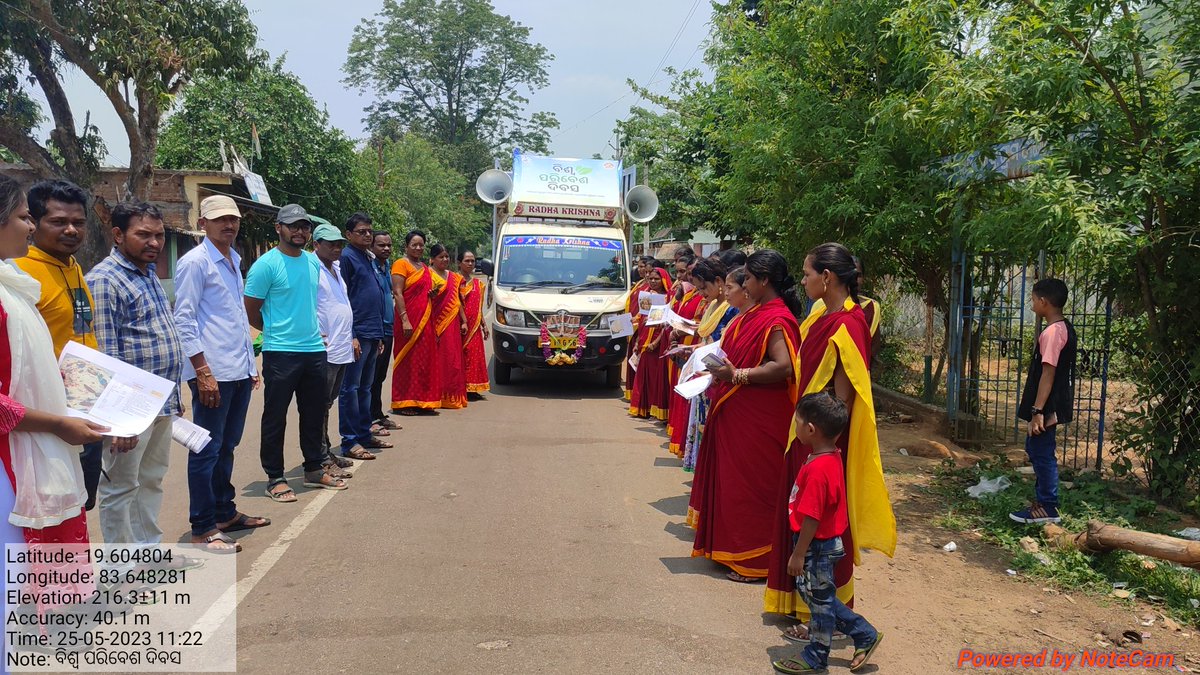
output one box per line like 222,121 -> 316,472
773,393 -> 883,674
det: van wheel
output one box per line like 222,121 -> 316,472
605,365 -> 622,388
494,359 -> 512,385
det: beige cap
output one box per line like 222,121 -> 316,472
200,195 -> 241,220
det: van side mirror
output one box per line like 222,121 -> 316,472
477,258 -> 494,276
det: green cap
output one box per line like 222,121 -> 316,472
313,223 -> 346,242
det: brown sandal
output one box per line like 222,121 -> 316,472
342,446 -> 377,461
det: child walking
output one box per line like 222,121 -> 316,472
773,393 -> 883,674
1010,278 -> 1076,524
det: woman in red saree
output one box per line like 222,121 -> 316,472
623,257 -> 654,401
458,251 -> 490,398
0,178 -> 105,616
391,230 -> 442,415
628,267 -> 671,420
666,262 -> 706,456
764,242 -> 896,640
691,250 -> 803,582
430,244 -> 468,410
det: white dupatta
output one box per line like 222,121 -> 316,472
0,261 -> 86,528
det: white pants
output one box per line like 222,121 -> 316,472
98,416 -> 173,547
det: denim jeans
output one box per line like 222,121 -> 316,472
370,335 -> 392,422
260,351 -> 328,481
188,378 -> 253,536
793,534 -> 877,669
339,338 -> 379,451
80,442 -> 102,510
1025,428 -> 1059,508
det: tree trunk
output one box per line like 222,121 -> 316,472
1043,521 -> 1200,569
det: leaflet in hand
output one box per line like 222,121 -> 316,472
172,416 -> 212,454
676,340 -> 725,391
59,341 -> 176,437
674,373 -> 713,400
605,312 -> 635,338
645,304 -> 698,334
638,293 -> 668,315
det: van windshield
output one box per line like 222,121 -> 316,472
497,235 -> 627,289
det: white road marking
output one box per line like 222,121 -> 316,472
236,485 -> 341,606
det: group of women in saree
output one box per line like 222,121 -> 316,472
388,231 -> 490,415
625,242 -> 896,639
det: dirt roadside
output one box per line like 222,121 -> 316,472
856,418 -> 1199,674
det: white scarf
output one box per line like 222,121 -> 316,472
0,261 -> 85,528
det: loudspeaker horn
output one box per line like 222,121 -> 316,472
475,169 -> 513,205
624,185 -> 659,223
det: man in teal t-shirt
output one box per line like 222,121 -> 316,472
244,204 -> 348,501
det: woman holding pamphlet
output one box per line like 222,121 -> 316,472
680,259 -> 736,473
627,267 -> 672,420
763,242 -> 896,642
690,251 -> 802,583
0,176 -> 107,613
665,262 -> 707,457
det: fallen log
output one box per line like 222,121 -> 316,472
1042,520 -> 1200,569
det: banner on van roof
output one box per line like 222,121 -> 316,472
511,150 -> 623,216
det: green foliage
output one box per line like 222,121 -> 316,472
354,135 -> 488,253
344,0 -> 558,170
930,461 -> 1200,626
158,59 -> 361,244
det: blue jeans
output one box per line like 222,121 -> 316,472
339,338 -> 379,452
188,379 -> 253,536
793,534 -> 877,669
1025,428 -> 1059,508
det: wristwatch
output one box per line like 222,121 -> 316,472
1030,406 -> 1043,416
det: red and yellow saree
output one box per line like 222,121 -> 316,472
666,289 -> 706,456
763,297 -> 896,615
434,271 -> 468,410
391,258 -> 441,410
461,276 -> 490,394
689,297 -> 800,578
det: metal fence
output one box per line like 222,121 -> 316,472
946,249 -> 1112,469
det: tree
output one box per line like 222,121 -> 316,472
888,0 -> 1200,499
344,0 -> 558,173
354,134 -> 489,253
158,59 -> 364,245
0,0 -> 257,265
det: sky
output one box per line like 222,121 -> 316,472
39,0 -> 715,167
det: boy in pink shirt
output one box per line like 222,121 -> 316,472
1010,279 -> 1077,524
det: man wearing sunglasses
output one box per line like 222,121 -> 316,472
244,204 -> 347,503
16,179 -> 102,511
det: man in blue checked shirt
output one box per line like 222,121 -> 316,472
86,202 -> 184,552
173,195 -> 271,554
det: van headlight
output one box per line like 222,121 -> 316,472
497,308 -> 526,328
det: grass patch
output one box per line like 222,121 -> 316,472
931,458 -> 1200,626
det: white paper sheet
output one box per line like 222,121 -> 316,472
172,416 -> 213,454
645,304 -> 671,325
59,341 -> 176,437
606,313 -> 635,338
638,293 -> 667,315
679,341 -> 726,384
674,373 -> 713,400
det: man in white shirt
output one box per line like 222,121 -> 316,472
313,224 -> 374,474
174,196 -> 269,552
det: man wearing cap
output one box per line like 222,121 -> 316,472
337,213 -> 391,460
312,223 -> 373,471
244,204 -> 347,503
173,195 -> 270,551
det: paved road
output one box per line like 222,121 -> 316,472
87,364 -> 863,674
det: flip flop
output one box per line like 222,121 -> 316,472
850,632 -> 884,672
342,446 -> 377,461
362,437 -> 393,449
192,531 -> 241,554
217,513 -> 271,532
375,417 -> 401,430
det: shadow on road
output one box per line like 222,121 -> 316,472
658,555 -> 729,579
653,456 -> 681,468
649,493 -> 690,517
664,521 -> 694,542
